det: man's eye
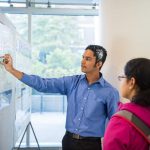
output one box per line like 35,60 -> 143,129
86,58 -> 91,61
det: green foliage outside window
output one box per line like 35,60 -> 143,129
32,16 -> 84,77
7,15 -> 95,78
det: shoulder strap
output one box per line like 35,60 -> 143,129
115,110 -> 150,144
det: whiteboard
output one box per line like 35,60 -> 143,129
0,14 -> 31,150
0,22 -> 14,109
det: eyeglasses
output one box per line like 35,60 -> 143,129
117,75 -> 127,81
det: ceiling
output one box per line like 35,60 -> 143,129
0,0 -> 99,6
0,0 -> 99,15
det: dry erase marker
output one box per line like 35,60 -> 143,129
0,57 -> 8,64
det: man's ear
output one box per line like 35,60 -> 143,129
96,61 -> 103,69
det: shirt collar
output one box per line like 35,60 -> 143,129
81,73 -> 105,87
97,73 -> 105,87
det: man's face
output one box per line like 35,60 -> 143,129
81,49 -> 101,74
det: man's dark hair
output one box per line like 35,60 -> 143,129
124,58 -> 150,106
85,45 -> 107,64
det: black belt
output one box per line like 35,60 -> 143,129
66,131 -> 101,140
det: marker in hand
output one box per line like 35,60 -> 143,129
0,57 -> 9,64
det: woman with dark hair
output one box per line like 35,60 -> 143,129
103,58 -> 150,150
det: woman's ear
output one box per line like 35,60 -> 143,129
129,77 -> 136,90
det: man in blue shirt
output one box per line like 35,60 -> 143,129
2,45 -> 119,150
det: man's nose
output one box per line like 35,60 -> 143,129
81,58 -> 86,64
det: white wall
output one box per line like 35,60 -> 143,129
100,0 -> 150,91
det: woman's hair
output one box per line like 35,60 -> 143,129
124,58 -> 150,106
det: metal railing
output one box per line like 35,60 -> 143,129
31,94 -> 67,113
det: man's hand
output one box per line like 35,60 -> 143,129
0,54 -> 14,72
0,54 -> 23,79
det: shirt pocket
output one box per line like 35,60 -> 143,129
84,98 -> 106,121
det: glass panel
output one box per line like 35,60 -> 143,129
32,15 -> 99,77
3,14 -> 100,147
31,15 -> 99,147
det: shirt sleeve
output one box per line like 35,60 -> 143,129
20,73 -> 73,94
106,89 -> 120,120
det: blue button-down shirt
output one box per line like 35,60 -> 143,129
21,73 -> 119,137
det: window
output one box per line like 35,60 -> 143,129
6,14 -> 100,148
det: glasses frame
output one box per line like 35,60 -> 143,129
118,75 -> 127,81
